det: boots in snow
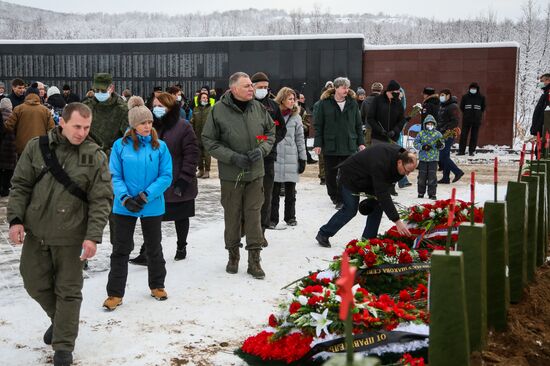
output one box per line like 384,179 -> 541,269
174,242 -> 187,261
202,170 -> 210,179
103,296 -> 123,311
53,350 -> 73,366
226,247 -> 240,274
247,250 -> 265,279
151,288 -> 168,301
43,324 -> 53,345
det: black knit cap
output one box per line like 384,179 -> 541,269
423,87 -> 435,95
62,84 -> 71,91
251,72 -> 269,83
386,80 -> 401,92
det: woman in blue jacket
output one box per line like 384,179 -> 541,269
103,96 -> 172,311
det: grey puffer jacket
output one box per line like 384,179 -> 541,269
274,111 -> 307,183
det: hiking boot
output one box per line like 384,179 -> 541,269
53,350 -> 73,366
429,195 -> 437,200
197,169 -> 204,178
202,170 -> 210,179
316,233 -> 331,248
151,288 -> 168,301
103,296 -> 123,311
174,248 -> 187,261
129,254 -> 147,266
226,247 -> 240,274
247,250 -> 265,279
43,324 -> 53,345
418,194 -> 424,198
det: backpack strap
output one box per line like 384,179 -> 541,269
38,135 -> 88,203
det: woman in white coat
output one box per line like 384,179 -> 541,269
270,87 -> 307,226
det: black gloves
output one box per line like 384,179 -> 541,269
387,130 -> 396,138
135,191 -> 148,206
422,144 -> 432,151
173,179 -> 189,197
435,140 -> 444,149
231,153 -> 252,169
122,196 -> 143,213
247,148 -> 263,163
298,159 -> 306,174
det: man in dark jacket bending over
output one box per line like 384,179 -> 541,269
315,144 -> 415,247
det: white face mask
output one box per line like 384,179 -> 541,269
426,124 -> 435,131
469,89 -> 477,94
254,88 -> 268,100
200,101 -> 209,106
538,82 -> 546,89
176,95 -> 182,102
439,95 -> 447,103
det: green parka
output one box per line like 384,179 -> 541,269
313,88 -> 365,156
190,104 -> 212,145
83,93 -> 128,153
202,92 -> 275,182
7,127 -> 113,246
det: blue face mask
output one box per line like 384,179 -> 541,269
95,92 -> 110,102
439,95 -> 447,103
153,106 -> 166,119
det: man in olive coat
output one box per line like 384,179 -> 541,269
313,77 -> 365,209
202,72 -> 275,279
7,103 -> 113,366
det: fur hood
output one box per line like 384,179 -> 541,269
320,87 -> 357,101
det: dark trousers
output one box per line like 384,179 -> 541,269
418,161 -> 438,197
271,182 -> 296,224
20,236 -> 83,352
459,120 -> 481,154
323,154 -> 349,203
0,168 -> 13,195
107,214 -> 166,297
138,217 -> 189,255
319,185 -> 384,240
260,160 -> 274,230
197,144 -> 211,171
440,137 -> 463,181
220,178 -> 264,251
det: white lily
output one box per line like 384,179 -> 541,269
298,295 -> 308,305
310,308 -> 333,337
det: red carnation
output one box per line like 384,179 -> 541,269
398,251 -> 413,264
289,301 -> 301,314
364,251 -> 377,267
384,243 -> 397,257
268,314 -> 278,327
399,290 -> 411,301
418,249 -> 429,261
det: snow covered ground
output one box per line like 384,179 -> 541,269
0,160 -> 514,365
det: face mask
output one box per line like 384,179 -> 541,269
469,89 -> 477,94
391,92 -> 400,100
153,106 -> 166,119
176,95 -> 182,102
439,95 -> 447,103
538,82 -> 546,89
254,88 -> 268,100
200,101 -> 209,106
426,124 -> 435,131
95,92 -> 110,102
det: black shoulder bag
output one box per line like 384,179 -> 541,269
38,135 -> 88,203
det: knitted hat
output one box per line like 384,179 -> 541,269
0,97 -> 12,110
127,96 -> 153,128
423,87 -> 435,96
386,80 -> 401,92
371,82 -> 383,92
47,86 -> 61,98
356,87 -> 366,96
251,72 -> 269,83
25,86 -> 40,96
62,84 -> 71,91
423,114 -> 437,126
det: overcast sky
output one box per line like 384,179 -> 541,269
4,0 -> 533,21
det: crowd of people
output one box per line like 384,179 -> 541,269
3,68 -> 531,366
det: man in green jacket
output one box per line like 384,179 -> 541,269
202,72 -> 275,279
313,77 -> 365,210
8,103 -> 113,366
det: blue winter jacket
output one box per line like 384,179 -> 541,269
110,134 -> 173,217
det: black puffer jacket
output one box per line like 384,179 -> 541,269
421,94 -> 440,123
367,93 -> 405,142
438,96 -> 460,133
531,84 -> 550,136
460,85 -> 486,124
257,96 -> 286,163
338,143 -> 404,222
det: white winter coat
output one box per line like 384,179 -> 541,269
274,111 -> 307,183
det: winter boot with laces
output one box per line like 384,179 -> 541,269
151,288 -> 168,301
226,247 -> 240,274
247,250 -> 265,279
103,296 -> 123,311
